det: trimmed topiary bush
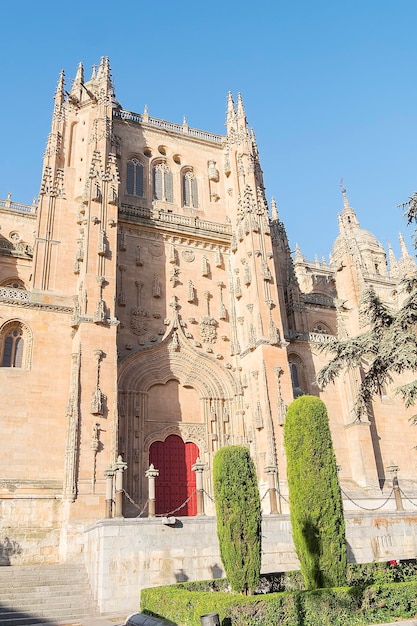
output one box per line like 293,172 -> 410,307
213,445 -> 262,595
284,395 -> 347,589
140,580 -> 417,626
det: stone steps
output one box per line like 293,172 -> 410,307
0,564 -> 99,626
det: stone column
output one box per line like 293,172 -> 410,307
104,466 -> 115,518
145,464 -> 159,518
192,458 -> 206,516
265,465 -> 280,514
113,455 -> 127,518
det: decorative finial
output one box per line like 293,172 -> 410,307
226,91 -> 235,123
339,177 -> 350,208
271,197 -> 278,220
237,92 -> 246,118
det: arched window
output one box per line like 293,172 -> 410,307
126,158 -> 144,197
182,170 -> 198,208
312,322 -> 332,335
0,321 -> 32,370
153,163 -> 173,202
1,324 -> 24,367
0,278 -> 26,290
288,354 -> 306,398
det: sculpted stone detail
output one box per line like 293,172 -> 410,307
91,350 -> 106,416
63,348 -> 81,501
187,280 -> 195,303
200,317 -> 217,343
149,242 -> 163,257
201,256 -> 209,277
152,275 -> 161,298
135,245 -> 143,266
182,249 -> 195,263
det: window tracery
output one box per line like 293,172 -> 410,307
153,163 -> 173,202
0,321 -> 30,368
182,170 -> 198,208
126,158 -> 144,197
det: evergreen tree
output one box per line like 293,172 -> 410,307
318,199 -> 417,419
284,396 -> 347,590
213,445 -> 262,595
317,278 -> 417,419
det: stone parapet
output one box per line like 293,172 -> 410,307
82,512 -> 417,614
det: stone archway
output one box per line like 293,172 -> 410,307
118,327 -> 236,516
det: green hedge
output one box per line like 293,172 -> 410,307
141,579 -> 417,626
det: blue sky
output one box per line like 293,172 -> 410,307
2,1 -> 417,261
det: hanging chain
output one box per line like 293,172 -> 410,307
339,487 -> 394,511
122,489 -> 149,517
156,489 -> 197,517
399,487 -> 417,508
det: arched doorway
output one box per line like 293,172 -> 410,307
149,435 -> 199,516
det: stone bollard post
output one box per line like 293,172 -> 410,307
265,465 -> 280,514
104,466 -> 115,518
192,457 -> 206,516
387,465 -> 404,511
145,464 -> 159,518
113,455 -> 127,518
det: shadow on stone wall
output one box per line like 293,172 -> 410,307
0,537 -> 21,566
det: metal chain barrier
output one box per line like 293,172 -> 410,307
122,489 -> 149,518
399,487 -> 417,508
202,489 -> 215,503
260,489 -> 270,502
156,489 -> 197,517
339,487 -> 394,511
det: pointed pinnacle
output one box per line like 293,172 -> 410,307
237,92 -> 246,118
399,232 -> 410,257
54,70 -> 65,108
226,91 -> 235,122
271,197 -> 279,220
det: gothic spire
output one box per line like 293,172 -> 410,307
71,62 -> 84,90
399,232 -> 411,258
388,242 -> 399,278
96,56 -> 115,96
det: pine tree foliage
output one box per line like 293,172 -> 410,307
284,396 -> 347,590
213,446 -> 262,595
317,281 -> 417,419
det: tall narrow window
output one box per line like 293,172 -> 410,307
183,171 -> 198,208
153,163 -> 173,202
1,327 -> 24,367
126,158 -> 144,197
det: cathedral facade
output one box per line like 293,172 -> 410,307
1,57 -> 416,563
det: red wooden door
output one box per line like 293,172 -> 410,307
149,435 -> 199,516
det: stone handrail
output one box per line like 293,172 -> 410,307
114,110 -> 224,144
0,287 -> 30,303
286,329 -> 334,344
120,204 -> 231,237
0,198 -> 37,214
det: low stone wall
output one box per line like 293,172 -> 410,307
0,496 -> 62,565
83,511 -> 417,615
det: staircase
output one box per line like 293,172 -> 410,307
0,563 -> 100,625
